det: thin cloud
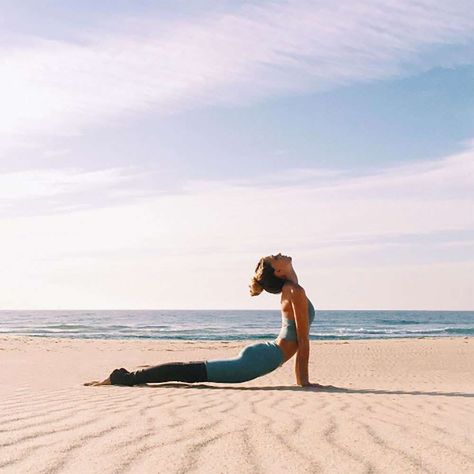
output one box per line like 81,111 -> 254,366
2,140 -> 473,225
185,142 -> 474,200
0,142 -> 472,309
0,168 -> 132,200
1,140 -> 472,253
0,0 -> 473,149
0,167 -> 148,216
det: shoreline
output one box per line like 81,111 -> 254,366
1,334 -> 473,343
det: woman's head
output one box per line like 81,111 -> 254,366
249,253 -> 293,296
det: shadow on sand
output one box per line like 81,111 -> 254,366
136,383 -> 474,398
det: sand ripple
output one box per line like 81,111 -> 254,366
1,337 -> 473,473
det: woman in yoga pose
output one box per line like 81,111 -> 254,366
85,253 -> 318,387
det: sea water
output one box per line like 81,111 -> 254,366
0,309 -> 472,340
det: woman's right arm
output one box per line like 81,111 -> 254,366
290,285 -> 310,386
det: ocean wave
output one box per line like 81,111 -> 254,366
311,326 -> 473,337
375,319 -> 423,325
1,309 -> 472,341
446,327 -> 474,335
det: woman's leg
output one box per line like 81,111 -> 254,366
110,361 -> 208,386
108,341 -> 284,386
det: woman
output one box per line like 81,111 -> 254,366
85,253 -> 318,387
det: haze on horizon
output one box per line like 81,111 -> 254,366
1,1 -> 473,310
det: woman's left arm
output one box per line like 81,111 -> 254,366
291,286 -> 310,386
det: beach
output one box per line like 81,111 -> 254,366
1,336 -> 473,473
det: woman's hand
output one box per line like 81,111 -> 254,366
297,381 -> 332,389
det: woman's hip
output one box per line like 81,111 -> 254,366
205,341 -> 284,383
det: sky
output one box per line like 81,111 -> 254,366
0,0 -> 473,310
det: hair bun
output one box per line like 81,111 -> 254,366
249,277 -> 264,296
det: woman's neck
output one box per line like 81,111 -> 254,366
284,268 -> 298,284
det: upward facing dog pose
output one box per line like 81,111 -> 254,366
85,253 -> 322,388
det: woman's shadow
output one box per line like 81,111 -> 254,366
137,383 -> 474,398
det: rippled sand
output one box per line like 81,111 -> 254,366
1,336 -> 473,473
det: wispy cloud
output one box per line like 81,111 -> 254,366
1,0 -> 473,149
0,167 -> 153,216
0,140 -> 472,309
171,142 -> 474,258
0,168 -> 128,200
4,138 -> 472,219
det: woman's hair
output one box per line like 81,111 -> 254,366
249,257 -> 285,296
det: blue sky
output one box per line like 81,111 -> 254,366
0,1 -> 473,309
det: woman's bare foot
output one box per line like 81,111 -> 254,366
84,377 -> 111,386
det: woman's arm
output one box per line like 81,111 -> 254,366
290,285 -> 310,386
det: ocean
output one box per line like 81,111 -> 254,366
0,309 -> 472,341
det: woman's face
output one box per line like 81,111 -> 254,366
267,253 -> 292,277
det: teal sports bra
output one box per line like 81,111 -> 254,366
277,299 -> 315,341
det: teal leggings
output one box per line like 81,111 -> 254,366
205,341 -> 284,383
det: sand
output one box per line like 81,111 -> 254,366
0,336 -> 473,473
